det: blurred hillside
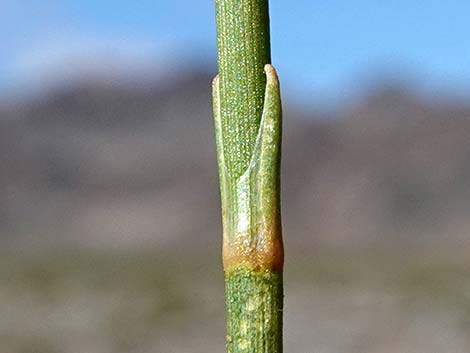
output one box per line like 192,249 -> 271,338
2,67 -> 470,353
2,67 -> 470,251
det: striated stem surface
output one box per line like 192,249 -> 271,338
214,1 -> 283,353
225,269 -> 283,353
215,0 -> 271,179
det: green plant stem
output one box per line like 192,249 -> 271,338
225,269 -> 283,353
214,1 -> 283,353
215,0 -> 271,179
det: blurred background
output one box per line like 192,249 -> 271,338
2,1 -> 470,352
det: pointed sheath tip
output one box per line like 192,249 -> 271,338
212,74 -> 220,89
264,64 -> 279,86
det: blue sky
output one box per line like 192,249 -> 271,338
2,1 -> 470,102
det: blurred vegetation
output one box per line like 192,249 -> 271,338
1,246 -> 469,352
2,66 -> 470,351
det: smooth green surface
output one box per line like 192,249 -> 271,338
215,0 -> 271,180
225,268 -> 283,353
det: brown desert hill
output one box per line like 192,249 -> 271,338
1,68 -> 470,251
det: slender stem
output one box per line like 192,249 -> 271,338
225,269 -> 283,353
214,1 -> 283,353
215,0 -> 271,179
